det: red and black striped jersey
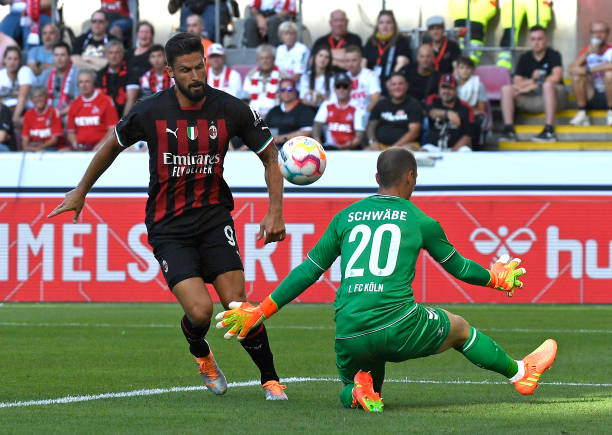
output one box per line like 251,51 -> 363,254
115,85 -> 274,236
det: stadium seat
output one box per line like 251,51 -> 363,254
474,65 -> 511,101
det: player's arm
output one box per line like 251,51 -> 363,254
217,215 -> 342,340
257,143 -> 286,244
422,218 -> 525,296
47,130 -> 124,223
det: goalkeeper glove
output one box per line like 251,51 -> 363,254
486,254 -> 526,297
215,296 -> 278,341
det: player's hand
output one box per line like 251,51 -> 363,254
47,189 -> 86,223
215,297 -> 278,341
487,254 -> 526,297
258,212 -> 286,244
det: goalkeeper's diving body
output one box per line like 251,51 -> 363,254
217,148 -> 558,412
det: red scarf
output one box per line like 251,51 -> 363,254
148,68 -> 170,92
328,35 -> 346,49
376,41 -> 392,66
25,0 -> 40,45
433,38 -> 448,72
207,66 -> 232,89
47,62 -> 74,109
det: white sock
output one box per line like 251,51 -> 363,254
508,360 -> 525,383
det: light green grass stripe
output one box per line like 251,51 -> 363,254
2,377 -> 611,409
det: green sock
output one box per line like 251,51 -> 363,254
460,327 -> 518,378
340,383 -> 354,408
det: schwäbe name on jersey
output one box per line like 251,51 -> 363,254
347,209 -> 408,222
163,152 -> 221,177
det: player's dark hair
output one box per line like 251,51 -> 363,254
52,41 -> 71,54
164,32 -> 204,68
377,148 -> 417,188
529,25 -> 547,34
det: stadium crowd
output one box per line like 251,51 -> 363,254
0,0 -> 611,152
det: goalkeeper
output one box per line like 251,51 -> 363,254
217,148 -> 557,413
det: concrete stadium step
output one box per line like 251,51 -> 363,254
516,110 -> 609,125
498,140 -> 612,150
514,124 -> 612,141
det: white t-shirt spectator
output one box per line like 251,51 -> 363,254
207,66 -> 242,98
276,42 -> 310,78
457,75 -> 487,108
298,73 -> 334,102
331,67 -> 381,112
314,99 -> 365,148
579,44 -> 612,93
0,65 -> 35,108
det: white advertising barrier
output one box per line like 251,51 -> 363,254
0,151 -> 611,303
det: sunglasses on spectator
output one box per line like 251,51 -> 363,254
335,83 -> 350,89
280,87 -> 295,92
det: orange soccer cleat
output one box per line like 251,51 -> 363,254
262,380 -> 288,400
513,339 -> 558,395
195,351 -> 227,395
351,371 -> 383,412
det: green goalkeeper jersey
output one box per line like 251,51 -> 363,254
269,194 -> 491,339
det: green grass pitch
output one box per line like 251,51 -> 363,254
1,303 -> 611,433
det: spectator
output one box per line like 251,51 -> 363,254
455,56 -> 487,150
339,45 -> 381,113
0,30 -> 18,62
101,0 -> 134,44
367,72 -> 421,151
140,44 -> 174,97
362,10 -> 411,96
399,44 -> 440,106
21,86 -> 63,151
96,39 -> 139,118
26,23 -> 60,76
185,14 -> 213,59
425,16 -> 461,74
243,44 -> 280,117
67,69 -> 118,151
243,0 -> 296,48
205,43 -> 241,97
312,71 -> 365,150
264,77 -> 314,145
275,21 -> 309,81
126,20 -> 155,79
423,74 -> 474,152
568,21 -> 612,126
38,42 -> 80,117
500,25 -> 566,142
311,9 -> 362,70
299,46 -> 334,108
72,10 -> 117,71
167,0 -> 230,42
0,46 -> 35,130
0,102 -> 13,151
0,0 -> 51,49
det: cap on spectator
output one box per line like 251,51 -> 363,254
426,16 -> 445,28
334,71 -> 351,86
207,43 -> 225,57
439,73 -> 457,88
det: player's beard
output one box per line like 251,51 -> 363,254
176,79 -> 206,102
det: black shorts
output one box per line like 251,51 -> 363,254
149,207 -> 243,289
588,91 -> 608,110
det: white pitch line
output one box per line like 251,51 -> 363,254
0,322 -> 610,334
1,377 -> 610,409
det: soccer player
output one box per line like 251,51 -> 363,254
48,32 -> 289,401
217,148 -> 558,412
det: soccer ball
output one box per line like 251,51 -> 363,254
278,136 -> 327,185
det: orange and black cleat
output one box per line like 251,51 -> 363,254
351,371 -> 383,412
513,339 -> 558,395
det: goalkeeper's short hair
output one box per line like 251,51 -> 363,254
376,148 -> 417,188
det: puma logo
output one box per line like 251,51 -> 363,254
166,127 -> 178,138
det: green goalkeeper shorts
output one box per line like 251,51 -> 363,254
334,304 -> 450,392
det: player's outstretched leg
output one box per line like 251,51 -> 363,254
512,338 -> 558,395
181,314 -> 228,395
348,371 -> 383,413
241,324 -> 288,400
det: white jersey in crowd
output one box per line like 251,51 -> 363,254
457,74 -> 487,108
207,65 -> 242,97
331,67 -> 381,112
243,66 -> 281,117
0,65 -> 35,108
582,44 -> 612,93
276,42 -> 310,78
298,72 -> 334,102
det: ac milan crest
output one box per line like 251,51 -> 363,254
161,259 -> 168,273
209,124 -> 218,139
